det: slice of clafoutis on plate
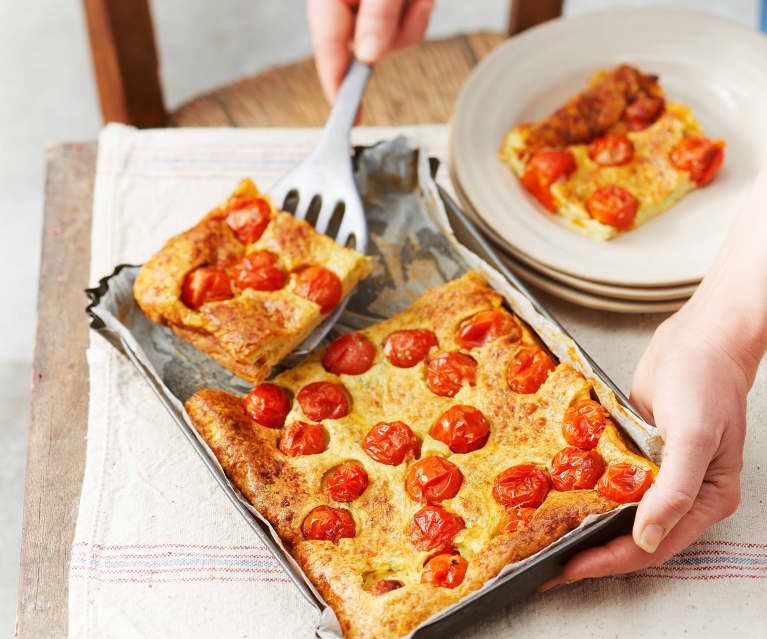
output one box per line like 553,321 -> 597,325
133,178 -> 372,384
185,272 -> 658,639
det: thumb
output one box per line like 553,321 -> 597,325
353,0 -> 404,63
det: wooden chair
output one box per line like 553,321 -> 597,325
82,0 -> 563,128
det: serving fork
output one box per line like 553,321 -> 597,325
269,59 -> 372,366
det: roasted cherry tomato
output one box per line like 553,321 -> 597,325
232,250 -> 285,292
243,383 -> 291,429
562,399 -> 606,449
406,456 -> 463,503
301,505 -> 355,543
431,405 -> 490,454
293,265 -> 343,313
407,505 -> 464,552
181,266 -> 233,310
225,197 -> 271,244
278,421 -> 326,457
588,135 -> 634,166
501,507 -> 536,534
421,553 -> 468,589
586,184 -> 639,230
297,381 -> 349,422
492,464 -> 551,508
456,310 -> 520,350
550,447 -> 605,491
367,579 -> 403,596
597,463 -> 653,503
382,329 -> 438,368
426,352 -> 477,398
624,93 -> 664,130
325,461 -> 369,502
669,137 -> 725,186
363,421 -> 418,466
323,333 -> 376,375
522,150 -> 576,211
507,346 -> 555,394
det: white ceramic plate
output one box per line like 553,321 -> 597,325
451,8 -> 767,287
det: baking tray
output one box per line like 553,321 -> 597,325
86,137 -> 659,639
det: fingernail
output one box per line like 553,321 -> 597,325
637,524 -> 665,553
355,35 -> 379,62
537,575 -> 566,592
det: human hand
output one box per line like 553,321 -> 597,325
307,0 -> 435,102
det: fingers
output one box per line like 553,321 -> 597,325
353,0 -> 404,63
393,0 -> 434,50
307,0 -> 355,102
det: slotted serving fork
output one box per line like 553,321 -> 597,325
269,59 -> 372,366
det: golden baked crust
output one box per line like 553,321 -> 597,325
185,272 -> 658,638
134,178 -> 372,383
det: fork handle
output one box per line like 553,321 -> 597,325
313,59 -> 372,163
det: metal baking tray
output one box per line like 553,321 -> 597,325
86,139 -> 656,638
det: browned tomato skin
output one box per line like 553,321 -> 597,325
455,310 -> 520,350
407,506 -> 465,552
293,265 -> 343,313
507,347 -> 555,394
406,456 -> 464,503
368,579 -> 403,596
326,461 -> 369,502
323,333 -> 376,375
588,135 -> 634,166
301,505 -> 355,543
225,197 -> 271,244
586,185 -> 639,231
522,150 -> 577,212
278,421 -> 326,457
363,421 -> 419,466
421,553 -> 468,588
550,447 -> 606,491
243,383 -> 291,429
597,463 -> 653,503
493,464 -> 551,509
426,352 -> 477,398
501,507 -> 537,534
232,251 -> 285,292
383,329 -> 438,368
181,266 -> 233,310
670,137 -> 725,186
562,399 -> 606,449
297,381 -> 349,422
431,405 -> 490,454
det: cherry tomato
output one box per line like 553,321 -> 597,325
363,421 -> 418,466
522,150 -> 576,211
624,93 -> 664,130
225,197 -> 271,244
293,265 -> 343,313
301,505 -> 355,543
492,464 -> 550,508
325,461 -> 369,502
501,507 -> 536,534
232,250 -> 285,292
382,329 -> 438,368
507,346 -> 555,394
297,381 -> 349,422
421,553 -> 468,589
586,185 -> 639,231
670,137 -> 725,186
278,421 -> 326,457
431,405 -> 490,454
181,266 -> 233,310
426,352 -> 477,398
562,399 -> 606,449
588,135 -> 634,166
456,310 -> 520,350
407,506 -> 464,552
406,456 -> 463,503
323,333 -> 376,375
550,447 -> 605,491
596,463 -> 653,503
367,579 -> 403,596
243,383 -> 291,429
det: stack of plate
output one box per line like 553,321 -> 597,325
448,8 -> 767,312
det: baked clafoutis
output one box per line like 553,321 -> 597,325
499,65 -> 725,240
185,272 -> 658,638
134,179 -> 372,383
